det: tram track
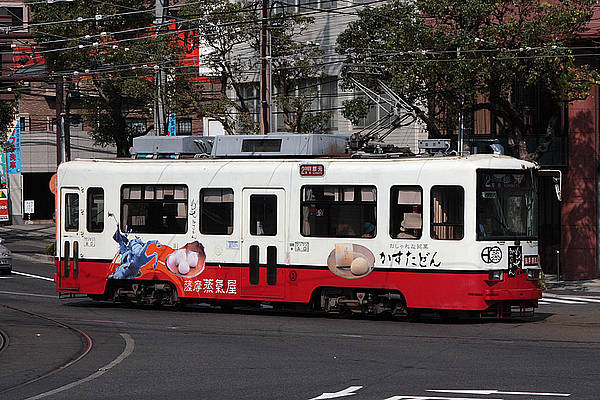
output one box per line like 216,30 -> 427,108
0,327 -> 7,355
0,304 -> 93,396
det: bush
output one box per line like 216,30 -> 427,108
45,241 -> 56,256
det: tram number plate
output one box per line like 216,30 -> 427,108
84,237 -> 96,247
294,242 -> 309,252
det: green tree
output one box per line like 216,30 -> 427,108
0,99 -> 15,151
28,0 -> 183,156
337,0 -> 596,160
178,0 -> 330,134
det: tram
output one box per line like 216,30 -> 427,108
55,134 -> 543,319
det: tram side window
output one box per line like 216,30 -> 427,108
301,185 -> 377,238
87,187 -> 104,233
200,188 -> 234,235
390,186 -> 422,239
430,186 -> 464,240
121,185 -> 188,234
64,193 -> 79,232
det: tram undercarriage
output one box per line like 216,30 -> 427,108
96,280 -> 180,307
318,288 -> 409,317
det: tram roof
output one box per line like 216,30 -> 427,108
62,153 -> 537,170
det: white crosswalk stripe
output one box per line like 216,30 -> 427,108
539,294 -> 600,305
542,297 -> 586,304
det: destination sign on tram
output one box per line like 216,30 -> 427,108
300,164 -> 325,177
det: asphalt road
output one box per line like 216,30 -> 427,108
1,256 -> 600,400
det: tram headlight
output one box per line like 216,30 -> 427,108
527,269 -> 542,280
487,270 -> 504,282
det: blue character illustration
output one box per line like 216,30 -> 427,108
108,226 -> 161,280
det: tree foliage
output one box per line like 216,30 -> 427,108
337,0 -> 596,160
0,99 -> 15,151
178,0 -> 330,134
28,0 -> 183,156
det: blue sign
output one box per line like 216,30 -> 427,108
7,119 -> 21,174
168,113 -> 176,136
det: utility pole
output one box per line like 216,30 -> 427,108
55,75 -> 64,165
154,0 -> 168,136
64,77 -> 71,161
259,0 -> 271,135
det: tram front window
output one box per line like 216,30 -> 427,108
476,170 -> 537,240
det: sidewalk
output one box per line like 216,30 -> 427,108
544,274 -> 600,295
0,223 -> 56,263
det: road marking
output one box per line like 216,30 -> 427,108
385,396 -> 502,400
548,295 -> 600,303
428,389 -> 570,396
541,297 -> 586,304
310,386 -> 363,399
11,271 -> 54,282
538,301 -> 550,305
25,333 -> 134,400
0,290 -> 55,299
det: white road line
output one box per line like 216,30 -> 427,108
551,296 -> 600,303
538,301 -> 550,305
428,389 -> 570,396
25,333 -> 135,400
0,290 -> 55,299
385,396 -> 503,400
310,386 -> 363,399
11,271 -> 54,282
545,293 -> 600,300
540,298 -> 586,304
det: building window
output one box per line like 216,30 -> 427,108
390,186 -> 422,239
241,83 -> 259,123
177,118 -> 192,135
87,187 -> 104,233
200,188 -> 233,235
301,185 -> 377,238
431,186 -> 464,240
0,6 -> 25,30
320,78 -> 338,130
320,0 -> 337,9
70,114 -> 83,131
19,115 -> 28,131
121,185 -> 188,234
126,118 -> 147,135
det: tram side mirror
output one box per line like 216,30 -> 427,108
539,170 -> 562,202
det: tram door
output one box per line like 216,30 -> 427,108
241,188 -> 285,299
58,187 -> 81,291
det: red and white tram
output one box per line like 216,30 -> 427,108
55,135 -> 542,319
